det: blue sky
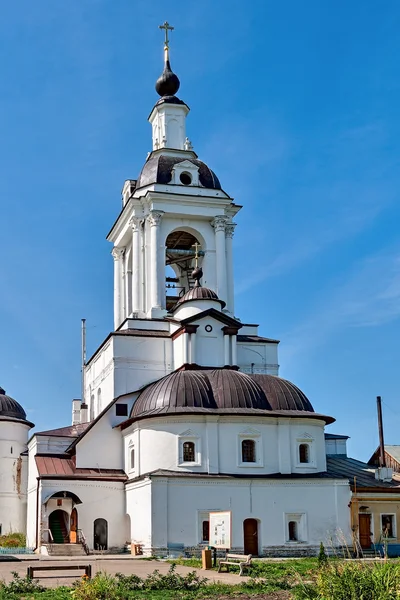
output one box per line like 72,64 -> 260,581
1,1 -> 399,460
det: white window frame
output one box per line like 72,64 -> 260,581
380,513 -> 396,539
284,512 -> 307,543
237,428 -> 263,468
128,440 -> 136,474
178,431 -> 201,467
296,435 -> 316,469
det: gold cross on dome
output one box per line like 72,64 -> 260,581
192,242 -> 201,267
159,21 -> 174,49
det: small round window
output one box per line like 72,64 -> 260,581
180,172 -> 192,185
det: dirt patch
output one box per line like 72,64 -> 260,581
206,592 -> 291,600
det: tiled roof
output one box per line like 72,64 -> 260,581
35,454 -> 127,481
35,423 -> 90,438
327,456 -> 400,490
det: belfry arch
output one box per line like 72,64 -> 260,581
165,228 -> 205,311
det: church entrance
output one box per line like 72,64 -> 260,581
243,519 -> 258,556
94,518 -> 108,550
70,508 -> 78,544
359,514 -> 372,549
49,510 -> 69,544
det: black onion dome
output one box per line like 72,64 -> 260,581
0,387 -> 28,421
137,154 -> 221,190
250,375 -> 314,412
155,59 -> 180,97
175,286 -> 226,309
131,371 -> 216,417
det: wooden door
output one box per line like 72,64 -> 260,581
359,514 -> 372,549
243,519 -> 258,556
70,508 -> 78,544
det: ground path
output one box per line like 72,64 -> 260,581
0,554 -> 249,588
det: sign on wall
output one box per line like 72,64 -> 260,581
209,511 -> 232,548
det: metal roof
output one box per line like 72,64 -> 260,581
35,454 -> 127,481
327,456 -> 400,490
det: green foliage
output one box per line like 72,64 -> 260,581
317,541 -> 328,567
0,532 -> 26,547
293,561 -> 400,600
166,556 -> 203,568
0,571 -> 46,595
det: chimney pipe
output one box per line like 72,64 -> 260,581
81,319 -> 86,405
377,395 -> 386,468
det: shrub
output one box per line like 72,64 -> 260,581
318,541 -> 328,567
0,532 -> 26,547
0,571 -> 45,595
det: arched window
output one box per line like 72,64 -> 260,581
130,448 -> 135,470
288,521 -> 298,541
90,394 -> 95,420
242,439 -> 256,463
202,520 -> 210,542
183,441 -> 195,462
299,443 -> 310,464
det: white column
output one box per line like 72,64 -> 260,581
190,333 -> 196,364
112,247 -> 124,330
225,223 -> 236,315
130,217 -> 141,314
224,334 -> 230,366
147,211 -> 164,310
212,216 -> 228,304
231,335 -> 237,366
183,333 -> 189,364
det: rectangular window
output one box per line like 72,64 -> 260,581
116,403 -> 128,416
381,514 -> 395,538
130,448 -> 135,470
242,439 -> 256,463
202,520 -> 210,542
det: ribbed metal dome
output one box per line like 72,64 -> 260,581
0,387 -> 27,421
251,375 -> 314,412
175,285 -> 226,309
130,371 -> 317,419
137,154 -> 221,190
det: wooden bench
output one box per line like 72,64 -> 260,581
27,564 -> 92,579
218,553 -> 252,576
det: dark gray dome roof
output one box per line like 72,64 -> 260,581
174,285 -> 226,309
130,370 -> 321,420
0,387 -> 27,421
137,153 -> 221,190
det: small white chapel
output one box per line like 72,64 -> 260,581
0,25 -> 353,557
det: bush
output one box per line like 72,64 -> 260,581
317,541 -> 328,567
0,571 -> 45,595
0,532 -> 26,547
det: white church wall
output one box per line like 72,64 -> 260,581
75,412 -> 123,470
150,476 -> 351,553
26,438 -> 39,547
122,416 -> 327,477
113,335 -> 173,398
125,479 -> 152,547
195,319 -> 226,367
172,300 -> 223,321
85,339 -> 115,418
0,421 -> 30,535
237,343 -> 279,375
35,435 -> 78,455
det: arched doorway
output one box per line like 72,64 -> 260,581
243,519 -> 258,556
70,508 -> 78,544
94,518 -> 108,551
49,510 -> 69,544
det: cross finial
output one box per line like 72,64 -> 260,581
192,242 -> 201,268
159,21 -> 174,49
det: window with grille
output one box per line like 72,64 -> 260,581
183,441 -> 195,462
242,439 -> 256,463
299,443 -> 310,464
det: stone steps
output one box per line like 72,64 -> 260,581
46,543 -> 87,556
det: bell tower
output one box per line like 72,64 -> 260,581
107,24 -> 241,326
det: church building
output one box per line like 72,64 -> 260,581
3,25 -> 354,557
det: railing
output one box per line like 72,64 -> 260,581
41,528 -> 54,544
77,529 -> 90,555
